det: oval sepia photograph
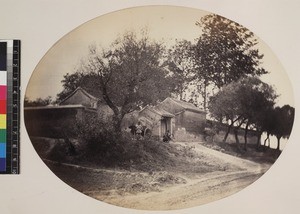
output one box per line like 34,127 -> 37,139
24,6 -> 295,210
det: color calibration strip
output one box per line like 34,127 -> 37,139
0,40 -> 20,174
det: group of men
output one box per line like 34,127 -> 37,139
128,121 -> 172,142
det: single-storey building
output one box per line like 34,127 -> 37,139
47,87 -> 206,140
138,106 -> 175,137
157,97 -> 206,135
59,87 -> 113,119
59,87 -> 99,108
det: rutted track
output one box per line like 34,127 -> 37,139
44,141 -> 271,210
101,170 -> 264,210
94,142 -> 270,210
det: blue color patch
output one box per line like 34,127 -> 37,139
0,143 -> 6,158
0,157 -> 5,171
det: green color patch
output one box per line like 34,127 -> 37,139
0,129 -> 6,143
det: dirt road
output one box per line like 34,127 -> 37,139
94,142 -> 271,210
45,140 -> 271,210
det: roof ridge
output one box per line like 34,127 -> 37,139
59,87 -> 99,105
166,97 -> 191,109
163,97 -> 205,113
79,87 -> 99,100
142,105 -> 174,117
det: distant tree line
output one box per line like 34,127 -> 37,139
208,77 -> 294,150
24,96 -> 53,107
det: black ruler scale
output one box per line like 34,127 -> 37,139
12,40 -> 20,174
0,40 -> 20,174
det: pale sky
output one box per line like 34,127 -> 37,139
25,5 -> 294,107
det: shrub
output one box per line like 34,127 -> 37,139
76,114 -> 120,158
75,113 -> 171,169
75,113 -> 201,171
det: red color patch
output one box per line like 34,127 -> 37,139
0,86 -> 6,100
0,100 -> 6,114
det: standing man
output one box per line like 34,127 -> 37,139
136,121 -> 143,139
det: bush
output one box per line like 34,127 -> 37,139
47,140 -> 70,162
75,113 -> 207,171
76,114 -> 120,159
75,114 -> 173,169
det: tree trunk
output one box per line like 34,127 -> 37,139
203,79 -> 207,112
223,116 -> 243,143
112,114 -> 123,134
256,131 -> 262,150
263,133 -> 269,147
244,122 -> 249,151
276,135 -> 281,150
263,133 -> 270,151
101,84 -> 129,134
234,127 -> 240,145
179,86 -> 184,100
223,121 -> 233,143
102,86 -> 119,114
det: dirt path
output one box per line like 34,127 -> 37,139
102,170 -> 263,210
175,141 -> 270,171
45,141 -> 271,210
94,142 -> 271,210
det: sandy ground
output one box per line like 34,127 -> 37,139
101,170 -> 263,210
89,142 -> 270,210
44,141 -> 271,210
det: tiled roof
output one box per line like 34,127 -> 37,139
59,87 -> 99,105
165,97 -> 205,113
141,106 -> 175,117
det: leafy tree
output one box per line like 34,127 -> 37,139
273,105 -> 295,150
167,39 -> 196,100
73,31 -> 173,132
194,14 -> 267,90
208,80 -> 245,143
167,39 -> 213,111
208,77 -> 277,149
238,77 -> 277,150
261,108 -> 277,149
56,72 -> 84,102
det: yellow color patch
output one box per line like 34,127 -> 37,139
0,114 -> 6,129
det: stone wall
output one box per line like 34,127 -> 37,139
24,106 -> 96,138
173,127 -> 204,142
175,110 -> 206,134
